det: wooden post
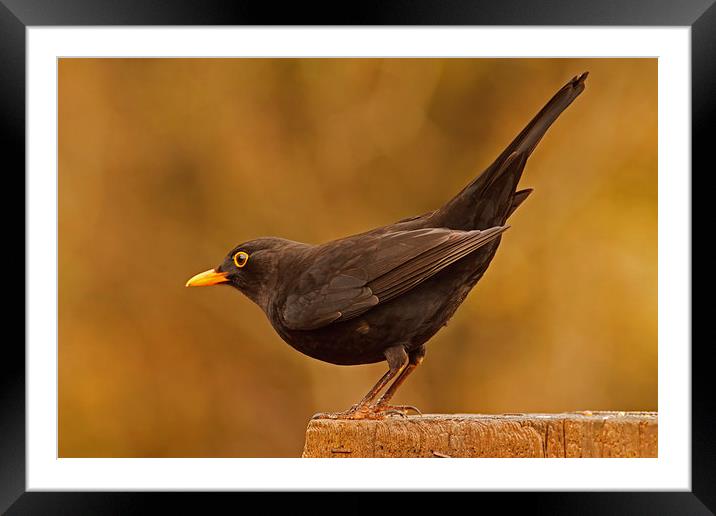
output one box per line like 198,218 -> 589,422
302,412 -> 657,458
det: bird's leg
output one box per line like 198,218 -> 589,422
373,345 -> 426,416
312,346 -> 408,420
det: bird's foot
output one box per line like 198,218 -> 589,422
311,404 -> 378,420
374,404 -> 423,418
312,403 -> 422,420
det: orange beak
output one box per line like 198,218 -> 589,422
185,268 -> 230,287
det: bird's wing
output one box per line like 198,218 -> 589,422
281,226 -> 508,330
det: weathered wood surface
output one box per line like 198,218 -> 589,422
302,412 -> 657,458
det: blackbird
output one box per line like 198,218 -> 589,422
187,72 -> 588,419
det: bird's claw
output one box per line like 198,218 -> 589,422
311,403 -> 422,420
375,404 -> 423,417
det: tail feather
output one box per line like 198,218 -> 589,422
437,72 -> 587,230
506,188 -> 533,218
491,72 -> 588,165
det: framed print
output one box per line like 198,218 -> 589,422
3,0 -> 708,512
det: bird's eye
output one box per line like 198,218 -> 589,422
233,251 -> 249,268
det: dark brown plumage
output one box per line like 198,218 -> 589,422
187,73 -> 588,419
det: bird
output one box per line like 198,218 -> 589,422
186,72 -> 588,419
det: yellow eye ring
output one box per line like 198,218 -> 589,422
233,251 -> 249,268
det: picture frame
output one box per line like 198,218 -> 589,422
3,0 -> 707,511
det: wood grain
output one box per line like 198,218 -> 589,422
302,412 -> 657,458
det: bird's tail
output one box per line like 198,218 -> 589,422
436,72 -> 588,230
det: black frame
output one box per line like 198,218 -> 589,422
2,0 -> 708,512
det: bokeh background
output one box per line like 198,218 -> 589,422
59,58 -> 657,457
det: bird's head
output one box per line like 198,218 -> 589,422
185,237 -> 298,307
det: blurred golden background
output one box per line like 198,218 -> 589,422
59,58 -> 657,457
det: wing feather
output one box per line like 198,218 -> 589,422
370,226 -> 507,303
281,226 -> 507,330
